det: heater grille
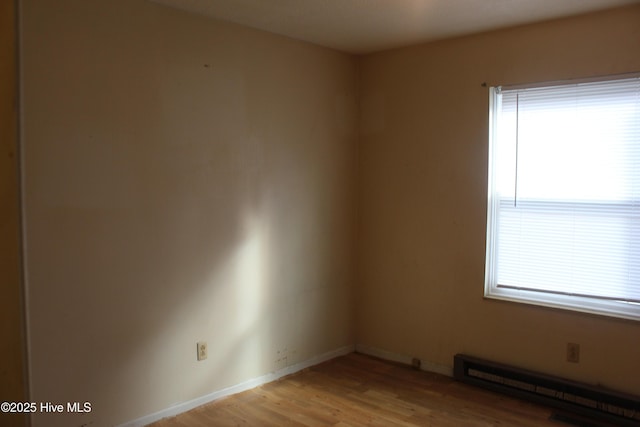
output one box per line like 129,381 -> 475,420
454,354 -> 640,426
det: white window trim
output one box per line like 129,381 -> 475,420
484,78 -> 640,322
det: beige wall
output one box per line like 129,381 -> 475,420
21,1 -> 357,426
357,5 -> 640,396
1,1 -> 27,427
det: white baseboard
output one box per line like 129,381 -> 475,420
119,343 -> 454,426
355,344 -> 453,377
118,344 -> 355,427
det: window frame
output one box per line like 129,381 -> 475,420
484,76 -> 640,321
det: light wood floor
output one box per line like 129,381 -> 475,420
149,353 -> 583,426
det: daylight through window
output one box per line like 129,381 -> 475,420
485,76 -> 640,320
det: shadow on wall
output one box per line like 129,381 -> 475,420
28,128 -> 278,427
22,5 -> 352,427
23,2 -> 357,426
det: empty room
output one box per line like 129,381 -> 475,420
1,0 -> 640,426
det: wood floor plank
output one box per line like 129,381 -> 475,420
149,353 -> 577,426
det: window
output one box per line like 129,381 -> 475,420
485,76 -> 640,320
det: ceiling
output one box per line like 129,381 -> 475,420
150,0 -> 639,54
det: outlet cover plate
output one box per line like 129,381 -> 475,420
197,341 -> 208,361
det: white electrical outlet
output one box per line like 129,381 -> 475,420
197,342 -> 208,361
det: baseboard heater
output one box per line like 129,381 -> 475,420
454,354 -> 640,426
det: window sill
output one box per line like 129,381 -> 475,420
484,286 -> 640,322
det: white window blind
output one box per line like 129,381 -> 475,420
485,76 -> 640,320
